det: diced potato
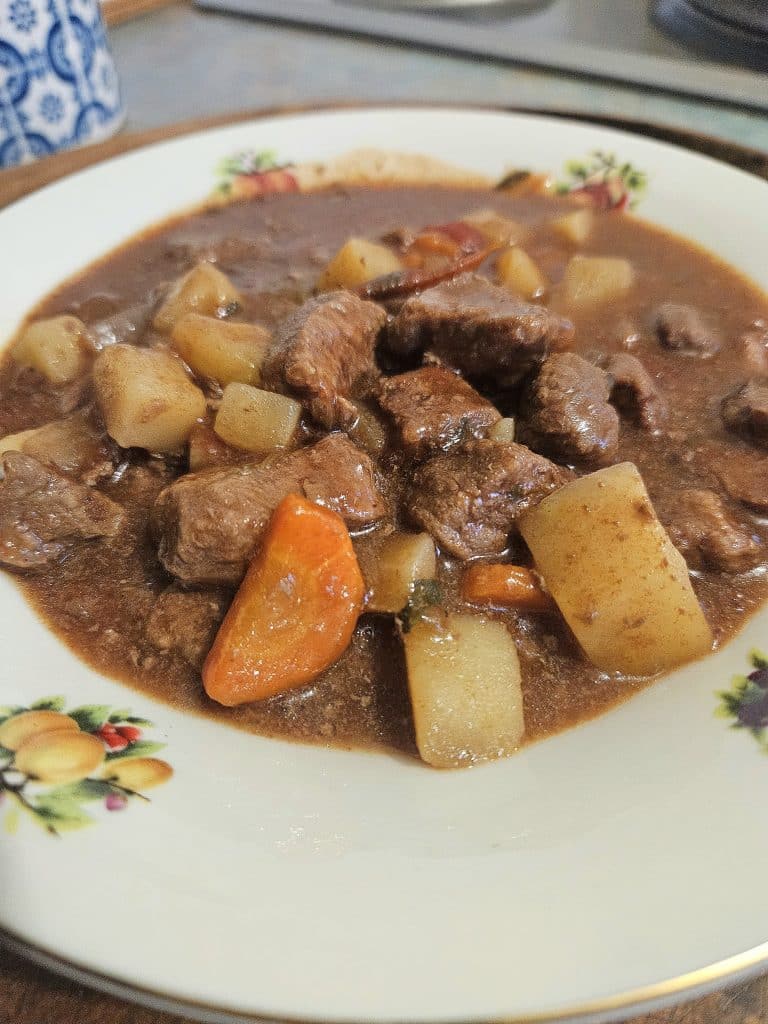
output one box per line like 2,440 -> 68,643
316,238 -> 402,292
519,462 -> 713,676
93,344 -> 206,453
551,209 -> 594,245
367,533 -> 436,613
348,402 -> 388,455
403,611 -> 525,769
214,383 -> 300,453
171,313 -> 271,386
188,422 -> 244,472
462,208 -> 525,247
496,246 -> 547,300
489,417 -> 516,443
11,315 -> 92,384
153,263 -> 241,333
561,255 -> 634,308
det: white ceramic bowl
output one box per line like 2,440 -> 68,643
1,107 -> 767,1024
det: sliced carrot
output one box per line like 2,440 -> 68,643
203,494 -> 365,706
409,231 -> 461,259
461,564 -> 553,612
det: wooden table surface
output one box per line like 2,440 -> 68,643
1,109 -> 768,1024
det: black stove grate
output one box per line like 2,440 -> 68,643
653,0 -> 768,71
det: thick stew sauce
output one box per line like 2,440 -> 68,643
1,183 -> 767,767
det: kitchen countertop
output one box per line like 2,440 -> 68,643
3,4 -> 768,1022
112,1 -> 768,149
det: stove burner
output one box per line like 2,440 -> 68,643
653,0 -> 768,71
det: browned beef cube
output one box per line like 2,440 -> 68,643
721,379 -> 768,447
662,489 -> 763,572
146,585 -> 230,668
153,434 -> 387,585
715,449 -> 768,512
655,303 -> 720,356
521,353 -> 619,464
606,352 -> 667,432
0,452 -> 125,569
377,365 -> 500,458
263,291 -> 386,430
739,324 -> 768,374
388,274 -> 574,384
1,408 -> 115,485
408,439 -> 569,559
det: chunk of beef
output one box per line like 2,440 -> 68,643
153,434 -> 387,584
721,379 -> 768,447
146,585 -> 230,668
0,452 -> 125,569
654,303 -> 720,357
606,353 -> 667,432
262,291 -> 386,429
739,324 -> 768,374
520,353 -> 619,464
408,439 -> 569,559
663,489 -> 763,573
1,408 -> 115,485
377,365 -> 500,458
714,449 -> 768,512
388,274 -> 574,384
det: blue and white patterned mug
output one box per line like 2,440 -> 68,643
0,0 -> 124,168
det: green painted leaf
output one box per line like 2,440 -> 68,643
33,792 -> 94,830
47,779 -> 115,804
105,740 -> 164,762
0,705 -> 27,718
3,805 -> 20,835
68,705 -> 111,732
30,696 -> 66,712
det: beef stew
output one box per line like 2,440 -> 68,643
1,181 -> 767,768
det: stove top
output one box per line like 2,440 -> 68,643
195,0 -> 768,110
655,0 -> 768,72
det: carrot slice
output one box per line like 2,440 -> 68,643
461,564 -> 553,611
203,494 -> 365,706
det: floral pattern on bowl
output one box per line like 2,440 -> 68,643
213,148 -> 648,210
717,650 -> 768,752
0,696 -> 172,836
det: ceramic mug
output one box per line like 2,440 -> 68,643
0,0 -> 124,168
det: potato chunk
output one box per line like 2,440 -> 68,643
496,247 -> 547,300
93,345 -> 206,453
367,533 -> 436,613
519,462 -> 712,676
551,209 -> 594,245
171,313 -> 270,386
153,263 -> 241,332
462,208 -> 524,246
11,315 -> 91,384
214,383 -> 301,453
317,238 -> 402,292
404,611 -> 524,769
561,255 -> 634,307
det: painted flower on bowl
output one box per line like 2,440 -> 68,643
556,151 -> 648,211
0,696 -> 172,836
717,650 -> 768,751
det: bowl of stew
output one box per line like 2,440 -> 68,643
0,107 -> 767,1023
